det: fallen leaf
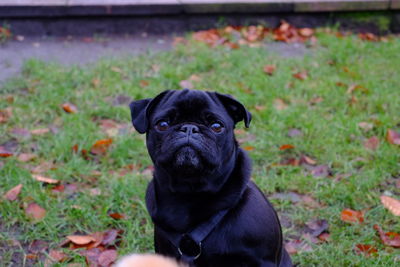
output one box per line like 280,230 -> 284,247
341,208 -> 364,223
279,144 -> 295,150
112,94 -> 133,106
102,229 -> 120,246
346,84 -> 368,94
273,98 -> 288,111
4,184 -> 23,201
318,232 -> 331,242
0,107 -> 12,123
363,136 -> 379,150
31,128 -> 50,135
17,153 -> 36,162
31,161 -> 55,174
44,249 -> 67,267
139,80 -> 149,88
293,70 -> 308,81
66,235 -> 96,245
299,28 -> 314,37
109,212 -> 126,220
62,103 -> 78,114
285,240 -> 313,255
179,80 -> 193,89
243,146 -> 255,151
358,122 -> 373,131
90,139 -> 113,155
374,224 -> 400,248
0,146 -> 13,157
80,248 -> 102,266
355,244 -> 378,256
29,240 -> 48,253
386,129 -> 400,145
25,203 -> 46,221
32,174 -> 59,184
98,249 -> 118,266
300,155 -> 317,165
305,219 -> 329,237
111,66 -> 124,74
263,65 -> 276,76
309,96 -> 324,105
380,195 -> 400,216
255,105 -> 266,111
310,165 -> 330,178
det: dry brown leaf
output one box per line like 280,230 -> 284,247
0,107 -> 12,123
293,70 -> 308,81
354,244 -> 378,256
139,80 -> 149,88
300,155 -> 317,165
98,249 -> 118,266
32,174 -> 59,184
90,139 -> 113,155
341,208 -> 364,223
17,153 -> 36,162
363,136 -> 379,150
380,195 -> 400,216
25,203 -> 46,221
263,65 -> 276,76
4,184 -> 23,201
31,128 -> 50,135
273,98 -> 288,111
61,103 -> 78,114
374,224 -> 400,248
66,235 -> 96,245
44,249 -> 67,267
109,213 -> 126,220
386,129 -> 400,145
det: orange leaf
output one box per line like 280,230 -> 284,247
355,244 -> 378,256
243,146 -> 255,151
299,28 -> 314,37
386,129 -> 400,145
139,80 -> 149,88
0,147 -> 13,157
279,144 -> 295,150
4,184 -> 23,201
380,195 -> 400,216
341,208 -> 364,223
32,174 -> 59,184
0,107 -> 12,123
374,224 -> 400,248
90,139 -> 113,155
263,65 -> 276,76
66,235 -> 96,245
293,70 -> 308,80
61,103 -> 78,114
25,203 -> 46,221
109,212 -> 126,220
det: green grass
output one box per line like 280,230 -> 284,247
1,31 -> 400,266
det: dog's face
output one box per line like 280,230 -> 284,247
130,89 -> 251,193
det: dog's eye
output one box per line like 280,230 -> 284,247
210,122 -> 223,133
156,121 -> 169,131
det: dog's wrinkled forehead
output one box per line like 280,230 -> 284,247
152,90 -> 228,122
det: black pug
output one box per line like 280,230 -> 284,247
130,89 -> 292,267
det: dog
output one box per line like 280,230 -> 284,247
129,89 -> 292,267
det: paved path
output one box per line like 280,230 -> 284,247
0,34 -> 173,84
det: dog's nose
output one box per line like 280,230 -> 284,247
180,124 -> 199,135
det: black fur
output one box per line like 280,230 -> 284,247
130,89 -> 292,267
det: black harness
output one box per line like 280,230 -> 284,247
156,208 -> 230,265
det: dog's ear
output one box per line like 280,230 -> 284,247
215,92 -> 252,128
129,91 -> 170,134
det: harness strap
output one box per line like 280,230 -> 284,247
157,208 -> 230,265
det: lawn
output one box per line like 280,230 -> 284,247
1,27 -> 400,266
